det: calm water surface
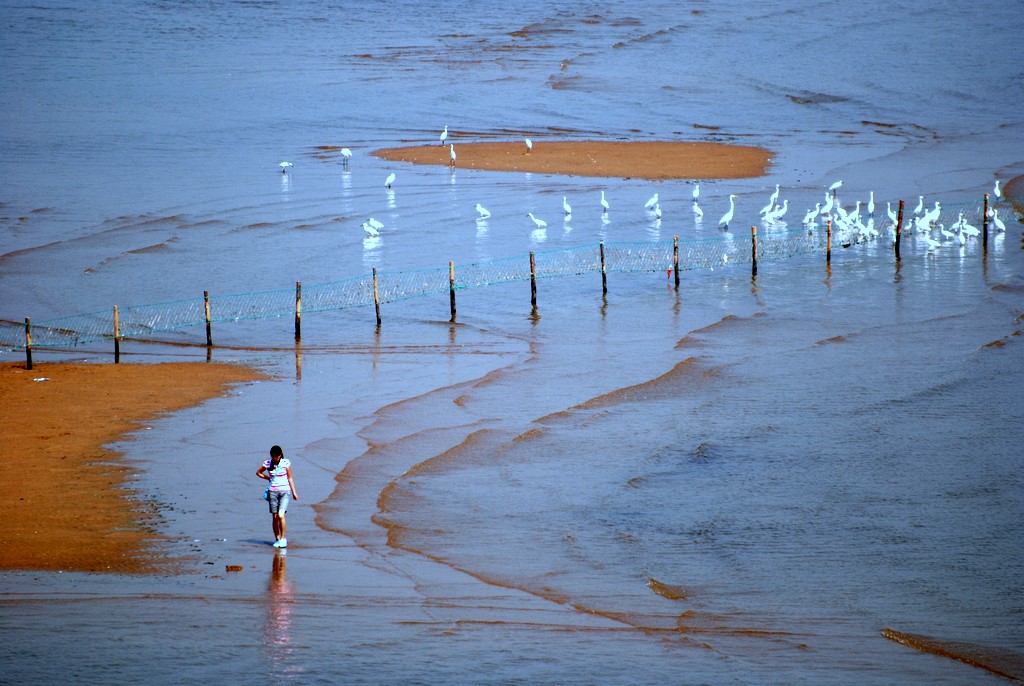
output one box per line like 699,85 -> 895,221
2,1 -> 1023,684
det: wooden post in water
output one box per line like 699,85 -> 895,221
895,199 -> 904,261
113,305 -> 121,364
599,242 -> 607,295
294,281 -> 302,341
204,290 -> 212,347
983,193 -> 990,244
826,217 -> 833,263
372,268 -> 381,327
673,236 -> 680,290
449,261 -> 457,321
529,251 -> 537,308
750,226 -> 758,276
24,317 -> 32,371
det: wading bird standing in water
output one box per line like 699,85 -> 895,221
527,212 -> 547,229
385,172 -> 396,189
279,161 -> 293,173
718,194 -> 737,229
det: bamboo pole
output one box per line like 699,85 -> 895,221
24,317 -> 32,371
599,242 -> 607,295
750,226 -> 758,276
673,236 -> 680,290
294,281 -> 302,341
983,193 -> 990,244
449,261 -> 457,321
204,290 -> 212,346
529,251 -> 537,308
113,305 -> 121,363
373,268 -> 381,327
895,199 -> 904,261
826,217 -> 833,263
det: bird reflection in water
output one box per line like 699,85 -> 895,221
262,550 -> 297,675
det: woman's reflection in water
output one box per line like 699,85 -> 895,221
262,550 -> 297,675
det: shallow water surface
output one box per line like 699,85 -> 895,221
2,1 -> 1023,684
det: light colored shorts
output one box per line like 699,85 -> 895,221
268,490 -> 290,514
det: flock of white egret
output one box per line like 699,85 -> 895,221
280,135 -> 1012,250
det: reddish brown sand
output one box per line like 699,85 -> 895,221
5,143 -> 765,577
1,361 -> 266,574
373,140 -> 772,179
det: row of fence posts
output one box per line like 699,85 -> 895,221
18,194 -> 1001,370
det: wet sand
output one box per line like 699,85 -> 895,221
1,361 -> 266,574
373,140 -> 772,179
5,143 -> 767,577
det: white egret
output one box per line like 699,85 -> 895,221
385,172 -> 396,189
367,217 -> 384,231
802,203 -> 820,225
449,144 -> 456,168
847,200 -> 861,225
913,196 -> 924,215
645,192 -> 659,210
362,222 -> 379,237
822,193 -> 834,216
563,196 -> 572,216
692,182 -> 700,202
922,202 -> 941,227
994,179 -> 1002,198
653,203 -> 662,219
718,194 -> 737,229
768,183 -> 780,208
340,148 -> 352,167
693,203 -> 704,218
600,190 -> 609,214
773,199 -> 788,221
829,180 -> 843,195
759,196 -> 774,217
867,191 -> 875,215
475,203 -> 491,219
527,212 -> 547,229
440,125 -> 448,146
886,202 -> 897,225
834,200 -> 848,223
279,161 -> 293,173
524,138 -> 533,155
992,208 -> 1006,232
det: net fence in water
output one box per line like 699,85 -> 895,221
0,195 -> 1008,353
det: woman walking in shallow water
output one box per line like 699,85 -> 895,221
257,445 -> 298,548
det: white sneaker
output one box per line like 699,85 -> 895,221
274,538 -> 287,548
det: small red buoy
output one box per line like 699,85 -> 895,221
666,268 -> 672,278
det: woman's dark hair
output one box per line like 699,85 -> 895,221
270,445 -> 284,458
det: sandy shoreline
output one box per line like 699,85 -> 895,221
4,142 -> 769,576
1,361 -> 266,574
372,140 -> 772,179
